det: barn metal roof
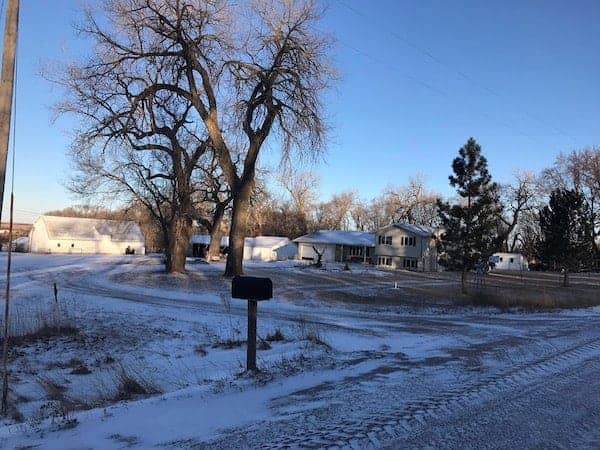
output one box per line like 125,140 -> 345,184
39,215 -> 144,242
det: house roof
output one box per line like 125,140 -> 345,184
384,222 -> 436,238
293,230 -> 375,247
38,216 -> 144,242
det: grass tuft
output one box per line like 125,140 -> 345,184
265,328 -> 285,342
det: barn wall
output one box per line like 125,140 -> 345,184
31,237 -> 145,255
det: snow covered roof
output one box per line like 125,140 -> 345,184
388,223 -> 436,237
38,216 -> 144,242
293,230 -> 375,247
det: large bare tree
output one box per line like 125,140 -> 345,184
51,42 -> 223,272
380,176 -> 440,227
67,0 -> 334,276
498,171 -> 542,252
315,191 -> 356,230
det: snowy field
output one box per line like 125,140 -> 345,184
0,254 -> 599,448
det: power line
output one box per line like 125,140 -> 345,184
334,0 -> 579,144
339,40 -> 545,146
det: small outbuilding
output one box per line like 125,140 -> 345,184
189,235 -> 296,261
29,215 -> 145,255
294,230 -> 375,263
489,252 -> 528,271
244,236 -> 297,261
189,235 -> 229,258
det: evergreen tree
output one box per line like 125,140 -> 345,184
437,138 -> 503,293
539,189 -> 595,286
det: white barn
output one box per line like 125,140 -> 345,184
294,230 -> 375,263
29,215 -> 145,255
490,252 -> 528,271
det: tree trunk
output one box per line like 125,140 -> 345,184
207,203 -> 226,261
165,216 -> 192,273
225,187 -> 251,277
461,269 -> 467,294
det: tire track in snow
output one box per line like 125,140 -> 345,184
200,336 -> 600,449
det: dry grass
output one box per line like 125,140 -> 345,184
212,338 -> 245,349
432,271 -> 600,310
4,324 -> 79,347
114,367 -> 161,401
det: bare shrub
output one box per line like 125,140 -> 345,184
265,328 -> 285,342
114,367 -> 160,401
70,364 -> 92,375
257,340 -> 271,351
305,331 -> 331,349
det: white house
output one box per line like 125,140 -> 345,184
294,230 -> 375,263
374,223 -> 439,271
189,235 -> 296,261
29,215 -> 145,255
490,252 -> 528,271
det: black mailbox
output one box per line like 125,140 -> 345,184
232,276 -> 273,301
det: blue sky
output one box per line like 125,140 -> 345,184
2,0 -> 599,223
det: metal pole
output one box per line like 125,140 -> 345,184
1,192 -> 14,414
247,300 -> 257,371
0,0 -> 20,222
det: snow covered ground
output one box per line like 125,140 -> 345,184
0,254 -> 598,448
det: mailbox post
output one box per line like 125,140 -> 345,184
231,276 -> 273,371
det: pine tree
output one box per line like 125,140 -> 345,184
437,138 -> 503,293
539,189 -> 595,286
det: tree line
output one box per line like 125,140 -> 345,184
45,1 -> 598,281
437,139 -> 599,291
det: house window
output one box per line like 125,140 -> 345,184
378,236 -> 382,245
378,257 -> 392,266
385,236 -> 392,245
71,243 -> 75,248
411,259 -> 417,268
57,243 -> 61,247
509,257 -> 514,263
412,237 -> 416,246
386,257 -> 392,266
499,257 -> 503,262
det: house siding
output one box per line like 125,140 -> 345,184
374,225 -> 438,271
297,243 -> 336,262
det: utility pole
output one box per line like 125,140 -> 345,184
0,0 -> 19,416
0,0 -> 20,223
